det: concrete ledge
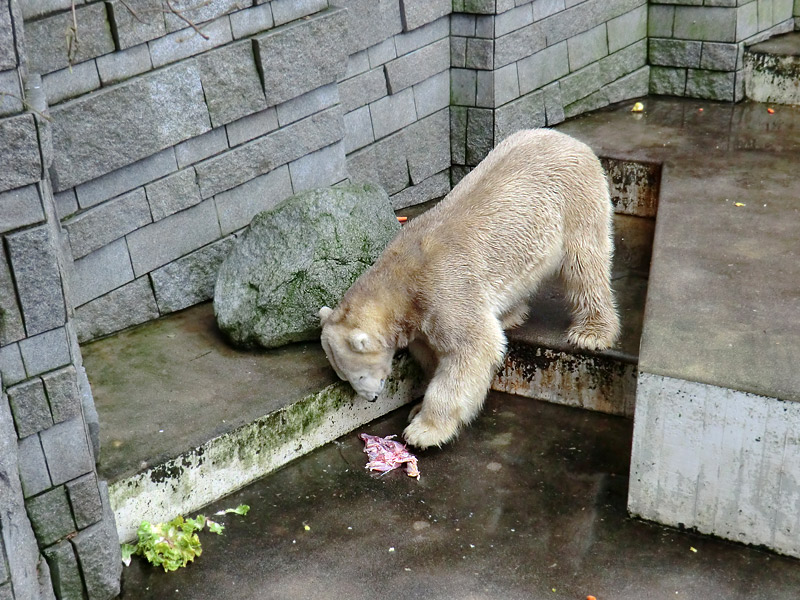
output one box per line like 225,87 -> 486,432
629,372 -> 800,559
111,358 -> 421,541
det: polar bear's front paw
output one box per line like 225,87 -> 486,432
567,318 -> 619,351
403,412 -> 459,449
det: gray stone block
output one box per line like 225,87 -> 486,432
95,43 -> 152,85
176,127 -> 229,167
255,7 -> 348,107
649,38 -> 702,67
607,5 -> 647,53
605,65 -> 649,104
25,2 -> 114,74
369,87 -> 418,139
271,0 -> 328,26
466,107 -> 494,166
494,91 -> 546,144
0,114 -> 42,193
215,184 -> 400,348
289,141 -> 347,192
0,245 -> 25,346
599,39 -> 647,85
42,60 -> 101,106
542,81 -> 565,126
42,366 -> 82,425
50,62 -> 211,191
399,0 -> 450,31
151,235 -> 237,313
413,70 -> 450,118
395,14 -> 449,55
70,238 -> 134,308
563,86 -> 609,118
277,84 -> 339,127
0,184 -> 44,235
0,68 -> 22,116
495,4 -> 533,37
450,106 -> 467,165
74,277 -> 159,342
518,40 -> 569,95
674,5 -> 737,41
126,198 -> 221,276
19,327 -> 71,377
43,541 -> 84,600
476,69 -> 493,107
230,3 -> 274,39
149,16 -> 233,68
343,105 -> 374,154
451,68 -> 477,106
346,132 -> 409,194
648,4 -> 675,37
40,416 -> 94,486
567,23 -> 609,71
196,106 -> 344,198
70,482 -> 121,600
26,485 -> 75,547
8,379 -> 53,438
559,61 -> 602,106
463,0 -> 495,14
544,0 -> 644,45
345,49 -> 370,79
6,225 -> 66,336
450,14 -> 476,37
465,37 -> 494,70
368,38 -> 397,68
451,36 -> 467,68
214,165 -> 294,235
404,109 -> 450,184
107,0 -> 166,49
0,6 -> 16,70
736,1 -> 759,41
54,189 -> 78,220
164,0 -> 244,31
145,168 -> 202,221
339,68 -> 388,113
226,108 -> 279,147
197,40 -> 267,127
0,344 -> 26,387
17,433 -> 52,498
385,38 -> 449,93
700,41 -> 739,71
337,0 -> 403,54
686,68 -> 736,100
649,65 -> 687,96
390,170 -> 449,210
65,473 -> 103,529
533,0 -> 565,21
74,148 -> 178,209
495,23 -> 546,67
65,188 -> 152,259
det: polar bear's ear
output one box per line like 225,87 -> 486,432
348,330 -> 373,353
319,306 -> 333,324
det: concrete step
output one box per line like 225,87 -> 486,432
744,30 -> 800,105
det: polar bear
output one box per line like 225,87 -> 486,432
319,128 -> 619,449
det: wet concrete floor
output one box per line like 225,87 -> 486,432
118,392 -> 800,600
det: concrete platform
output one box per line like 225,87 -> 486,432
118,393 -> 800,600
557,96 -> 800,557
745,30 -> 800,105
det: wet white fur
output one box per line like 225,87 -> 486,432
319,129 -> 619,449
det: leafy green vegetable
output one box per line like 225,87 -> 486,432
121,505 -> 251,571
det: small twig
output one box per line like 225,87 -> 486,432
116,0 -> 148,24
164,0 -> 210,40
66,0 -> 79,67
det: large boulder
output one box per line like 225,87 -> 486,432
214,183 -> 401,348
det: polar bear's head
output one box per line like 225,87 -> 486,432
319,306 -> 393,401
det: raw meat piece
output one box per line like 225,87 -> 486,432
359,433 -> 420,479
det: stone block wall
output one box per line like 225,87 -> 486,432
1,2 -> 121,598
450,0 -> 651,179
648,0 -> 795,101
